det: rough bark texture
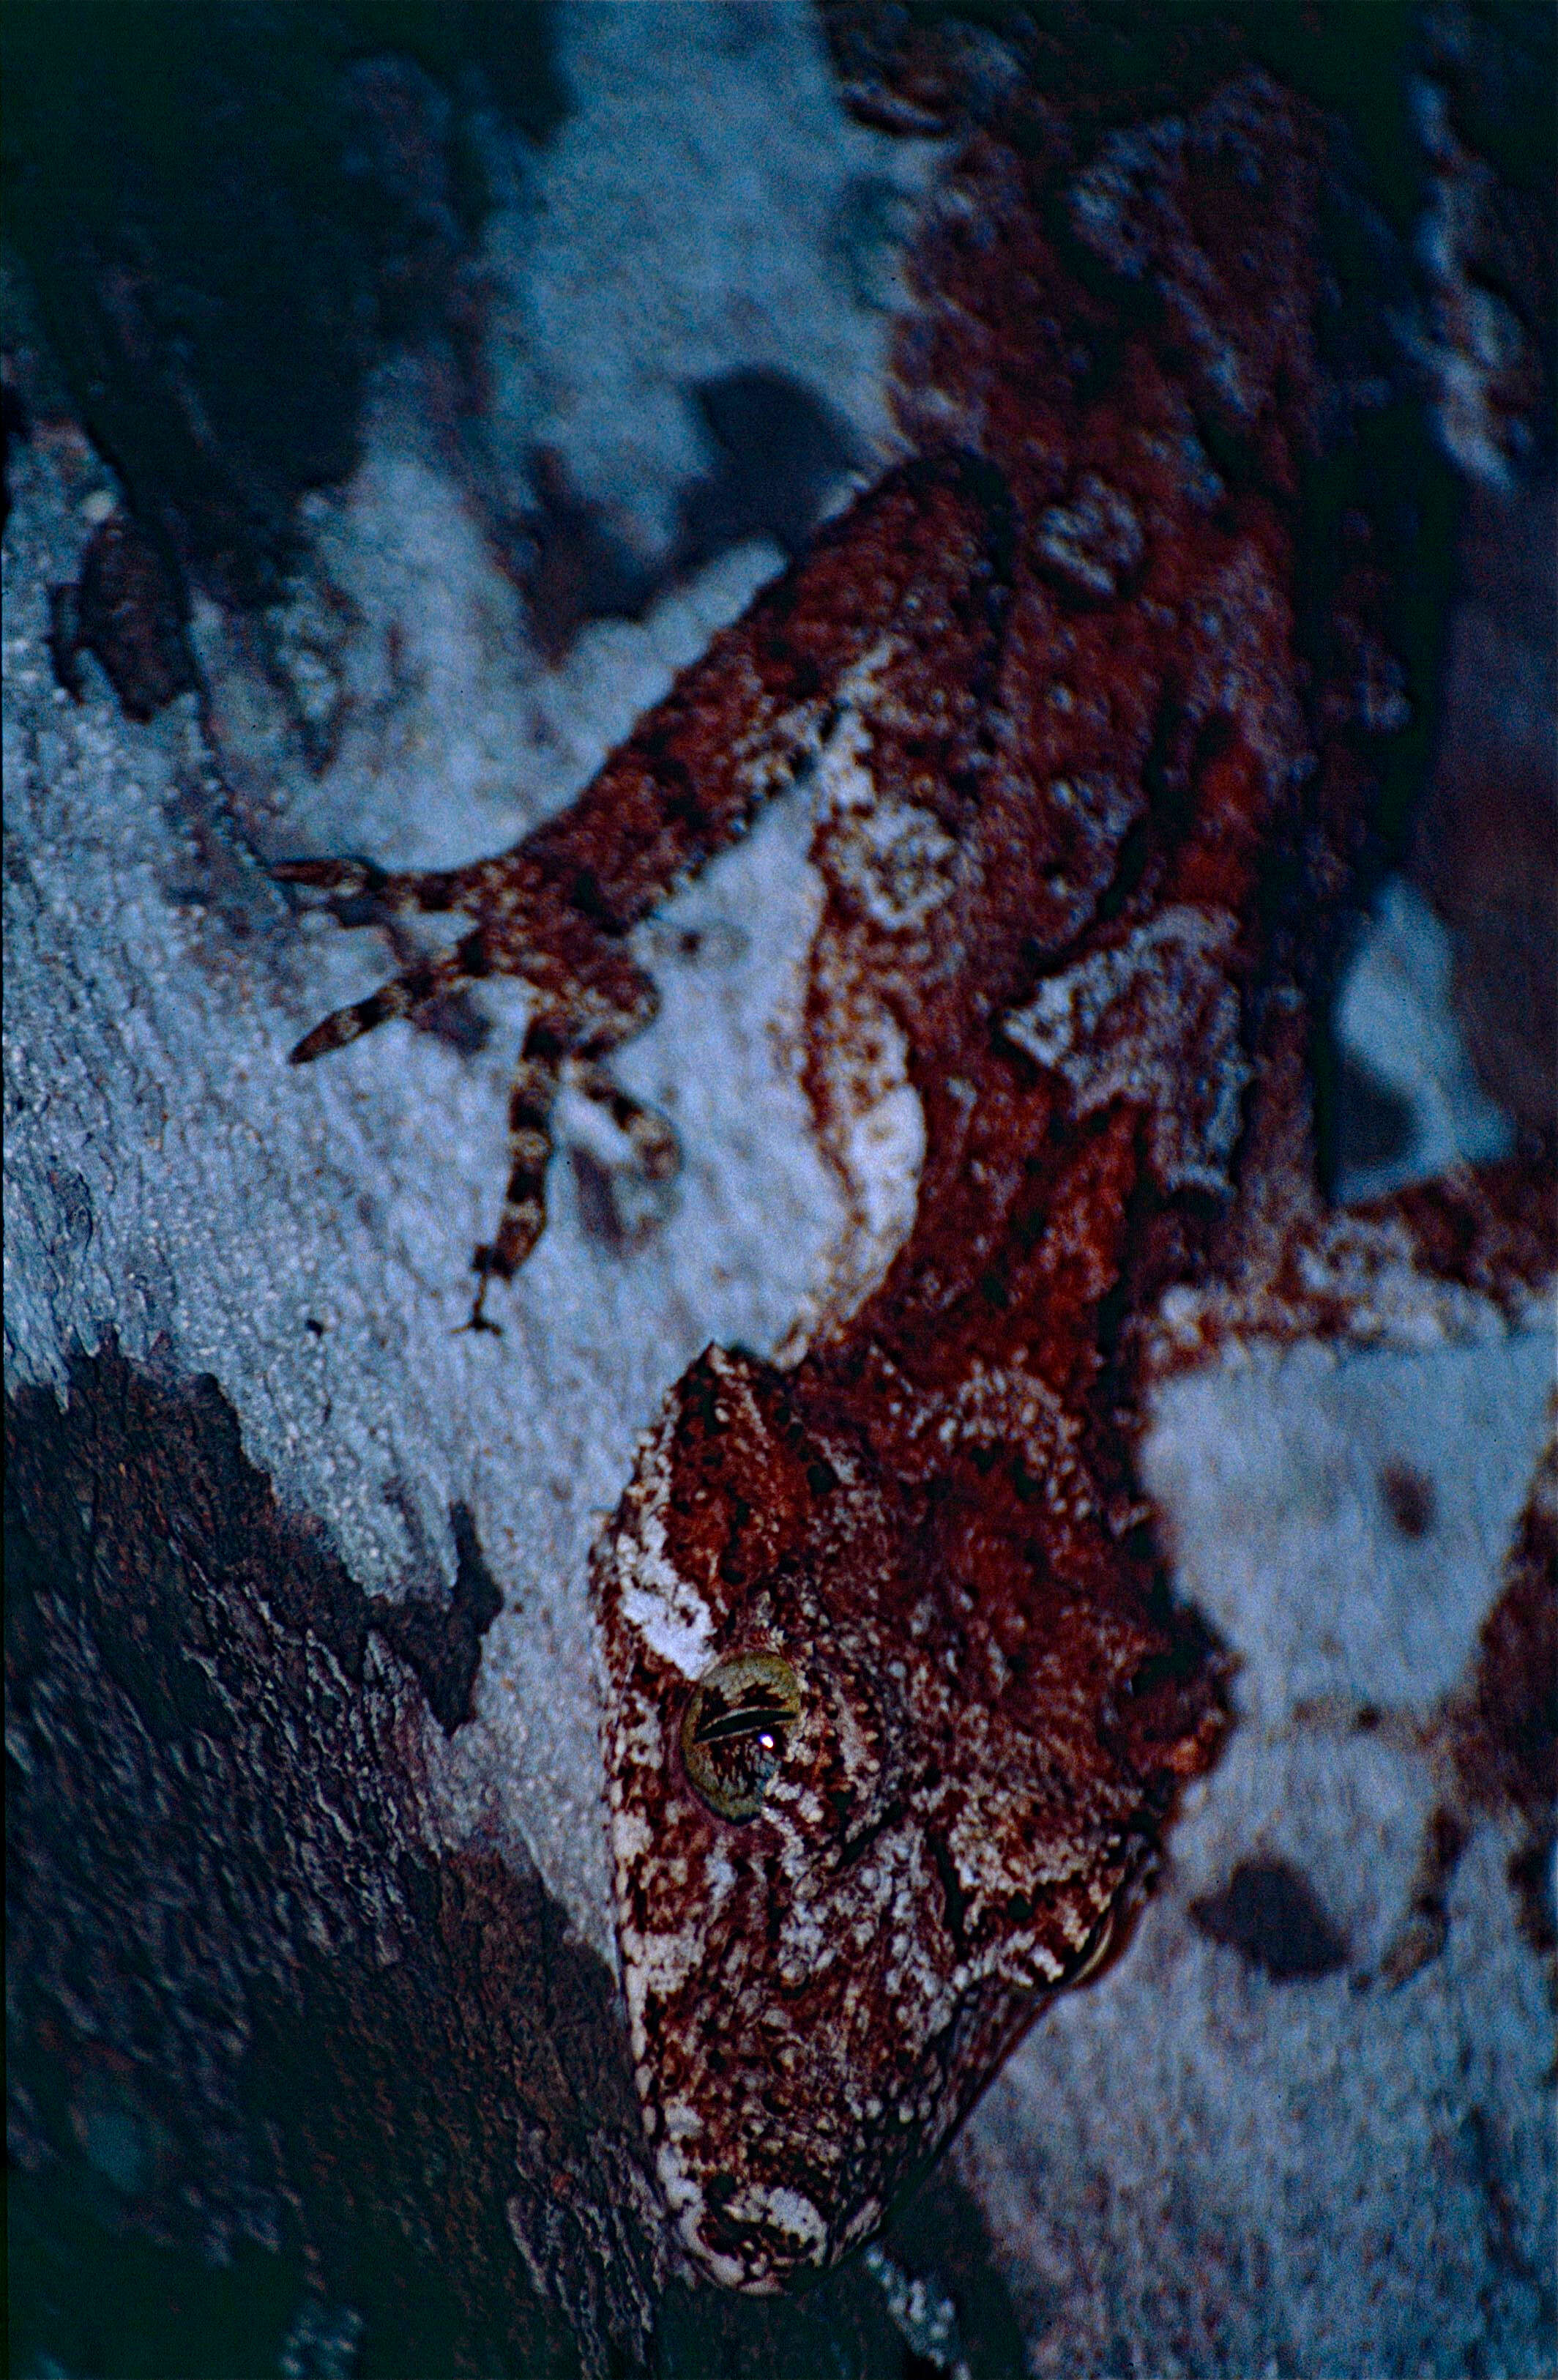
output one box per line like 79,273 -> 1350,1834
6,1347 -> 658,2374
5,5 -> 1554,2376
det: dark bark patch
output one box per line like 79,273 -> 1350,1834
1329,1047 -> 1414,1180
518,445 -> 660,664
1,370 -> 29,534
6,1338 -> 656,2373
1190,1857 -> 1349,1982
679,368 -> 858,569
368,1502 -> 504,1736
1379,1460 -> 1436,1540
3,3 -> 562,607
51,514 -> 198,723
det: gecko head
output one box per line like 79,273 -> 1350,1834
593,1343 -> 1188,2291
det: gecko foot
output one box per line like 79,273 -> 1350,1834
287,931 -> 491,1063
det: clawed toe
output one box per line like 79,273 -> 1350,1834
288,934 -> 488,1063
566,1060 -> 679,1186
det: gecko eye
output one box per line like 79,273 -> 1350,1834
681,1651 -> 802,1822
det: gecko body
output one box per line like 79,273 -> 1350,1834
285,62 -> 1406,2288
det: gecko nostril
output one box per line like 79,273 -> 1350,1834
681,1651 -> 803,1822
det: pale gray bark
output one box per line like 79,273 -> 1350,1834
6,9 -> 1553,2376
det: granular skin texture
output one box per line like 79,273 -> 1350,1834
1147,1156 -> 1558,1379
281,42 -> 1551,2292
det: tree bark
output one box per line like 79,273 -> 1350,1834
6,7 -> 1554,2376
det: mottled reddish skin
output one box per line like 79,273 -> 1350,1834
283,70 -> 1442,2289
1146,1154 -> 1558,1380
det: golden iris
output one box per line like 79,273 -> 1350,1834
680,1651 -> 802,1822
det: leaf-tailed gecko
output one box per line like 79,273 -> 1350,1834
279,62 -> 1530,2291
